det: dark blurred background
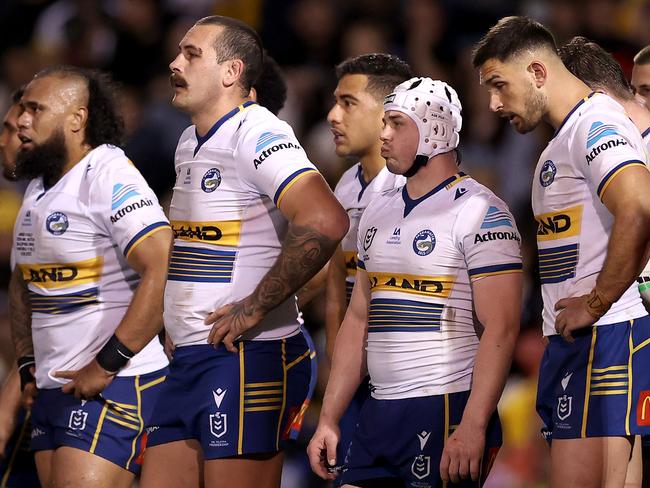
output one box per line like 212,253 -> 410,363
0,0 -> 649,486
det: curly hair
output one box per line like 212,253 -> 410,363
34,66 -> 124,148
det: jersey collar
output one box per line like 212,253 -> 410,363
552,91 -> 597,139
402,172 -> 465,217
194,101 -> 256,156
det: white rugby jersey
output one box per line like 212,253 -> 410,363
13,145 -> 170,389
164,102 -> 319,346
532,93 -> 649,336
357,173 -> 522,400
334,164 -> 405,302
637,127 -> 650,301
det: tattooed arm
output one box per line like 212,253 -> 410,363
206,173 -> 349,352
9,267 -> 37,408
9,267 -> 32,359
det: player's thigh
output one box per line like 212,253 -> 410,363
140,439 -> 204,488
624,436 -> 642,488
204,452 -> 283,488
34,449 -> 53,487
50,446 -> 134,488
551,436 -> 633,488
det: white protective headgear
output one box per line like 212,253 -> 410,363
384,77 -> 462,159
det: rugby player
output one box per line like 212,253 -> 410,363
632,46 -> 650,107
140,16 -> 348,488
0,86 -> 40,488
10,66 -> 171,488
308,77 -> 522,487
324,53 -> 411,482
474,16 -> 650,487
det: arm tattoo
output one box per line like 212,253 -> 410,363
247,223 -> 337,317
9,269 -> 33,358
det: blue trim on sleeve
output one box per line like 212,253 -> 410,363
641,127 -> 650,139
596,160 -> 645,198
468,262 -> 523,277
123,221 -> 169,257
272,167 -> 315,205
357,259 -> 366,270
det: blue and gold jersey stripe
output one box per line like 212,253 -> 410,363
468,263 -> 522,280
273,168 -> 319,206
345,281 -> 354,304
368,297 -> 443,333
597,160 -> 647,200
244,381 -> 284,412
538,243 -> 579,284
29,287 -> 99,314
168,245 -> 237,283
124,221 -> 171,258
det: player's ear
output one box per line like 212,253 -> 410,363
222,59 -> 244,89
528,60 -> 548,88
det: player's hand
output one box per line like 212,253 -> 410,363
440,420 -> 485,483
554,295 -> 598,342
204,298 -> 265,353
55,360 -> 115,399
21,366 -> 38,411
307,421 -> 341,480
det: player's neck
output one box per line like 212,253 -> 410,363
545,77 -> 592,131
405,152 -> 458,199
358,149 -> 386,183
192,93 -> 252,136
620,97 -> 650,131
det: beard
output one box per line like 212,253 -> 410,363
14,128 -> 68,187
514,85 -> 547,134
1,162 -> 16,181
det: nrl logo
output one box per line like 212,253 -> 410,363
363,227 -> 377,251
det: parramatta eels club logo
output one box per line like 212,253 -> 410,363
201,168 -> 222,193
539,160 -> 556,187
46,212 -> 69,235
412,229 -> 435,256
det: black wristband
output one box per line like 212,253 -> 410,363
96,334 -> 135,373
17,355 -> 36,391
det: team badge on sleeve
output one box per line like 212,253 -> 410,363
539,160 -> 557,187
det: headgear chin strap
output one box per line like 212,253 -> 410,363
384,77 -> 462,176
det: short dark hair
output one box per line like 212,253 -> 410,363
559,36 -> 634,100
34,66 -> 124,148
195,15 -> 264,94
11,86 -> 24,104
335,53 -> 413,99
634,45 -> 650,65
253,54 -> 287,116
472,16 -> 557,68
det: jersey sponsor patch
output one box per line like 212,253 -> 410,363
367,272 -> 455,299
19,256 -> 104,291
480,206 -> 513,229
171,220 -> 241,247
111,183 -> 141,210
255,132 -> 287,152
535,205 -> 583,242
587,121 -> 619,148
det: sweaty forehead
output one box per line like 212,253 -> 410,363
478,57 -> 520,84
26,75 -> 88,110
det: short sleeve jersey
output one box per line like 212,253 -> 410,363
334,164 -> 405,301
164,102 -> 319,346
12,145 -> 170,388
357,173 -> 522,400
531,93 -> 649,336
